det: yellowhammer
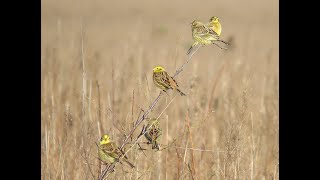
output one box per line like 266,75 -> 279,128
144,118 -> 162,150
152,66 -> 186,96
187,20 -> 229,55
207,16 -> 222,36
98,134 -> 135,168
207,16 -> 229,46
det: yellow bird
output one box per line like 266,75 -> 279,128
98,134 -> 135,168
152,66 -> 186,96
187,20 -> 229,55
207,16 -> 222,36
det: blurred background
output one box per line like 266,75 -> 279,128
41,0 -> 278,179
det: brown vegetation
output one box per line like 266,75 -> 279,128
41,0 -> 278,179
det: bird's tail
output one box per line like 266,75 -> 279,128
217,39 -> 230,45
176,88 -> 186,96
152,141 -> 160,150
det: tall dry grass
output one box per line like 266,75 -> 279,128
41,0 -> 278,179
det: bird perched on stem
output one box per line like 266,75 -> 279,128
152,66 -> 186,96
98,134 -> 135,168
187,19 -> 229,55
144,118 -> 162,150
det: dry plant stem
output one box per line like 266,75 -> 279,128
188,163 -> 195,180
181,138 -> 189,179
186,111 -> 196,179
173,146 -> 222,152
81,150 -> 95,179
144,73 -> 153,102
96,79 -> 103,178
213,42 -> 228,50
80,18 -> 86,124
175,145 -> 181,179
250,112 -> 255,180
89,80 -> 93,122
132,90 -> 135,123
96,81 -> 103,136
174,44 -> 201,78
99,47 -> 198,179
207,60 -> 228,113
80,18 -> 87,155
111,60 -> 115,133
166,114 -> 169,180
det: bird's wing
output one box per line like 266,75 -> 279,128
100,144 -> 116,156
156,127 -> 162,140
165,73 -> 178,89
195,25 -> 219,39
195,25 -> 210,36
159,72 -> 174,89
171,77 -> 179,87
208,28 -> 219,36
100,143 -> 121,159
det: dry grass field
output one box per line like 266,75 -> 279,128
41,0 -> 278,179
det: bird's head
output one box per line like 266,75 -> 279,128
148,118 -> 160,126
210,16 -> 220,24
191,20 -> 202,28
100,134 -> 111,145
153,66 -> 166,73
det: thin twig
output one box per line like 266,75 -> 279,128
207,60 -> 228,113
80,17 -> 87,158
81,149 -> 95,179
80,17 -> 86,124
96,139 -> 102,178
250,112 -> 255,180
213,42 -> 228,50
181,138 -> 189,178
132,89 -> 135,124
175,143 -> 181,179
172,146 -> 224,152
188,163 -> 195,180
111,60 -> 115,136
174,44 -> 201,78
186,111 -> 196,179
80,17 -> 87,155
144,73 -> 153,103
96,81 -> 103,136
